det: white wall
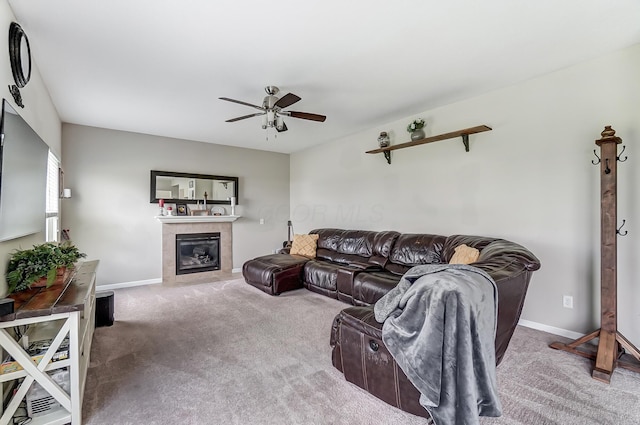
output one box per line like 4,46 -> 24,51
61,124 -> 290,286
0,2 -> 61,295
290,44 -> 640,345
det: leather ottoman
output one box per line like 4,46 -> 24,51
330,306 -> 428,419
242,254 -> 309,295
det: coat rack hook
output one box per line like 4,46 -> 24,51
592,150 -> 600,165
617,219 -> 628,236
604,158 -> 611,174
617,145 -> 627,162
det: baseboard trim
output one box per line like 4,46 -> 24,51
97,278 -> 162,291
232,268 -> 242,273
518,319 -> 584,340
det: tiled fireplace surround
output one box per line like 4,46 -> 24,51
161,221 -> 233,284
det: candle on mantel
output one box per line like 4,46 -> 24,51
159,199 -> 165,207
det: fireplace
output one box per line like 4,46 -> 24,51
175,233 -> 220,275
160,219 -> 234,284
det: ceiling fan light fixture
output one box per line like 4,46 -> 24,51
220,86 -> 326,135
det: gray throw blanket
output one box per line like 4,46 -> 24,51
374,264 -> 502,425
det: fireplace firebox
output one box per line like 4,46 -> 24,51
175,233 -> 220,275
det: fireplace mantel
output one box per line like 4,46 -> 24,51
155,215 -> 241,224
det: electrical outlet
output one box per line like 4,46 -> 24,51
562,295 -> 573,309
259,218 -> 265,225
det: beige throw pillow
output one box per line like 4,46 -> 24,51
290,234 -> 319,258
449,244 -> 480,265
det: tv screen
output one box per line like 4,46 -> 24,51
0,99 -> 49,242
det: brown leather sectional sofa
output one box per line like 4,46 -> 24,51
242,228 -> 541,419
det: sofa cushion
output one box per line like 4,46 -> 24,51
386,234 -> 447,275
303,260 -> 351,292
312,229 -> 377,260
369,231 -> 401,267
290,234 -> 319,258
449,244 -> 480,264
353,271 -> 402,305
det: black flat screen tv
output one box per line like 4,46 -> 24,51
0,99 -> 49,242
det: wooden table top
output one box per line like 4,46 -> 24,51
1,260 -> 98,322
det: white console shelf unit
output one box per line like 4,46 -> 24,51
0,260 -> 98,425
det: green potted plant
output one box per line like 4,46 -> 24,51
407,118 -> 426,141
6,242 -> 86,293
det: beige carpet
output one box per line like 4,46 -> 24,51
83,277 -> 640,425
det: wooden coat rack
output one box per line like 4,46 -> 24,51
550,126 -> 640,383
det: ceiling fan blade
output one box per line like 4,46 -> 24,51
288,111 -> 327,122
219,97 -> 265,111
274,93 -> 301,109
276,121 -> 288,133
225,112 -> 265,122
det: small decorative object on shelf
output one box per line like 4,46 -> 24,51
230,196 -> 236,216
159,198 -> 165,216
377,131 -> 390,148
377,131 -> 392,164
176,204 -> 188,216
6,242 -> 86,293
407,118 -> 426,141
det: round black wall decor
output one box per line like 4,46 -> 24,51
8,22 -> 31,88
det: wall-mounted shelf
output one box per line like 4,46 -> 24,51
155,215 -> 241,223
366,125 -> 492,164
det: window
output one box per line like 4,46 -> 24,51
45,151 -> 60,242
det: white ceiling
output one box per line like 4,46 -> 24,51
7,0 -> 640,154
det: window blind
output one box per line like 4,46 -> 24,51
46,151 -> 59,214
46,151 -> 59,241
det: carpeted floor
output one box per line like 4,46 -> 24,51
83,277 -> 640,425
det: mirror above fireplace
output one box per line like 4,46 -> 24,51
150,170 -> 239,205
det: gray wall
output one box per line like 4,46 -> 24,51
290,44 -> 640,345
0,0 -> 62,295
62,124 -> 289,286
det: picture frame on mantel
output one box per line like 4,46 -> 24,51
176,204 -> 188,216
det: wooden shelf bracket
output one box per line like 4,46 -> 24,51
461,133 -> 470,152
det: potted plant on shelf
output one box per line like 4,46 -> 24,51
6,242 -> 86,294
407,118 -> 426,141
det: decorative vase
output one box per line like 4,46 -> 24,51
410,128 -> 425,141
377,131 -> 390,148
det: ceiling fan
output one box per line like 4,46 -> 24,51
219,86 -> 326,132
